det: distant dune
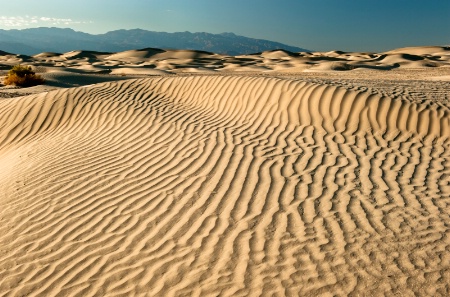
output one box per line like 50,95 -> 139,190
0,46 -> 449,80
0,47 -> 449,296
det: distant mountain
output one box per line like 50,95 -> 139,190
0,27 -> 308,56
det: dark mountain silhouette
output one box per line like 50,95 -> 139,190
0,27 -> 308,56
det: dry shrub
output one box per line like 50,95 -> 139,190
4,65 -> 44,87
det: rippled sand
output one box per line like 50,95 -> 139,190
0,47 -> 449,296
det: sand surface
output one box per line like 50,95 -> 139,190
0,46 -> 450,296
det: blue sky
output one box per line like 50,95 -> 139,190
0,0 -> 449,51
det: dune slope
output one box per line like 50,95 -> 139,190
0,76 -> 449,296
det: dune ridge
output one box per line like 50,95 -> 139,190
0,76 -> 449,296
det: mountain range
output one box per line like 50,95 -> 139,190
0,27 -> 308,55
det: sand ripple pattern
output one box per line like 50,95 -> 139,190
0,76 -> 449,296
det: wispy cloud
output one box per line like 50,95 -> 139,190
0,16 -> 92,27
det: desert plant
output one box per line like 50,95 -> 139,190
4,65 -> 44,87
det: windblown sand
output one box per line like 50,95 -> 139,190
0,47 -> 450,296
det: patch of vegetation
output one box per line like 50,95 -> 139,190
4,65 -> 44,87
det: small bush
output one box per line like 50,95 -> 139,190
4,65 -> 44,87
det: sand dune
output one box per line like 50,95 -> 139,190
105,48 -> 165,62
0,75 -> 449,296
384,45 -> 450,55
1,46 -> 449,76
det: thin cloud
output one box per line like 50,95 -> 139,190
0,16 -> 92,27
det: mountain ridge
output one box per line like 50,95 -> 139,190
0,27 -> 309,55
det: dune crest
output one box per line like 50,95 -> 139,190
0,76 -> 449,296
